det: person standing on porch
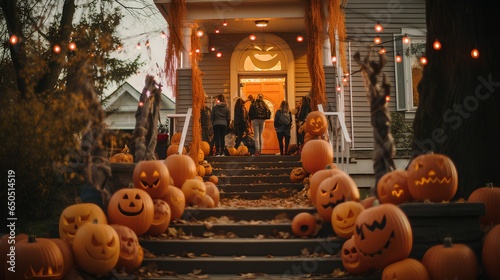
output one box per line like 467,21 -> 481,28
249,93 -> 269,156
210,94 -> 230,156
296,95 -> 312,149
233,97 -> 249,148
274,100 -> 292,155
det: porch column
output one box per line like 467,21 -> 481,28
180,20 -> 194,69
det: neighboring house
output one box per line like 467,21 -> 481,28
104,82 -> 176,134
153,0 -> 426,154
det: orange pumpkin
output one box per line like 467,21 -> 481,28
202,162 -> 213,175
305,110 -> 328,137
166,144 -> 187,156
51,238 -> 75,278
170,132 -> 182,144
200,141 -> 211,157
309,165 -> 344,205
382,258 -> 430,280
110,224 -> 143,273
72,220 -> 120,275
482,224 -> 500,280
353,201 -> 413,270
422,237 -> 478,280
146,199 -> 171,236
6,236 -> 64,280
360,196 -> 377,209
192,193 -> 215,208
341,236 -> 372,275
107,187 -> 154,235
133,160 -> 171,199
237,145 -> 249,156
181,178 -> 207,205
161,185 -> 186,221
300,139 -> 334,174
291,212 -> 317,237
467,183 -> 500,226
59,203 -> 107,244
315,173 -> 360,221
227,147 -> 237,156
407,153 -> 458,202
208,175 -> 219,185
290,167 -> 307,183
196,148 -> 205,163
377,169 -> 413,205
109,152 -> 134,163
164,154 -> 197,188
197,164 -> 206,177
204,181 -> 220,206
331,201 -> 364,239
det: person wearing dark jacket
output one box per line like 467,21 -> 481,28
210,94 -> 230,156
248,93 -> 270,155
296,95 -> 312,148
274,100 -> 292,155
233,97 -> 249,148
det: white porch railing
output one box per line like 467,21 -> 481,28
167,107 -> 192,154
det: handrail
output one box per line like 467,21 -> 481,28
167,107 -> 192,154
318,104 -> 351,172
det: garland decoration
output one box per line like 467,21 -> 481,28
189,23 -> 204,163
165,0 -> 186,97
328,0 -> 348,73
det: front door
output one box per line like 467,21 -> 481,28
242,79 -> 285,154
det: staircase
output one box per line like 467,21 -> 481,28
138,154 -> 383,279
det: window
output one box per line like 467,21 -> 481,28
395,29 -> 426,111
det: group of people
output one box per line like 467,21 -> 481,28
200,93 -> 312,156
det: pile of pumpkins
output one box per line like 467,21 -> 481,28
290,147 -> 500,279
1,151 -> 222,278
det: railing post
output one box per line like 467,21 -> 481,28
166,107 -> 193,154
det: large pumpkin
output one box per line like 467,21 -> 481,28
304,110 -> 328,137
72,220 -> 120,275
300,139 -> 334,174
133,160 -> 171,199
382,258 -> 429,280
309,166 -> 344,205
6,236 -> 64,280
291,212 -> 317,237
161,185 -> 186,221
376,169 -> 413,205
167,144 -> 187,156
315,173 -> 360,222
421,237 -> 478,280
107,187 -> 154,235
58,203 -> 107,244
482,224 -> 500,280
341,236 -> 372,276
146,199 -> 171,236
353,201 -> 413,270
181,178 -> 207,205
204,181 -> 220,206
407,153 -> 458,202
164,154 -> 197,188
110,224 -> 143,273
51,238 -> 75,278
331,201 -> 364,239
467,182 -> 500,226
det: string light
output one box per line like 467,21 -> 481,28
402,34 -> 410,44
9,35 -> 18,45
374,36 -> 382,45
196,29 -> 204,37
136,43 -> 141,50
379,46 -> 386,54
374,22 -> 384,33
145,40 -> 150,47
336,85 -> 342,92
53,44 -> 61,54
433,39 -> 441,50
216,51 -> 222,58
215,29 -> 220,34
395,53 -> 402,63
68,42 -> 76,51
419,55 -> 428,65
222,21 -> 228,27
331,56 -> 337,63
471,48 -> 479,59
160,31 -> 167,38
210,46 -> 216,52
249,34 -> 256,41
385,95 -> 390,102
296,35 -> 304,42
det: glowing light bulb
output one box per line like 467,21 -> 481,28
68,42 -> 76,51
403,34 -> 410,44
9,35 -> 18,45
222,21 -> 228,27
136,43 -> 141,50
161,31 -> 167,38
433,40 -> 441,50
216,52 -> 222,58
471,48 -> 479,59
210,46 -> 216,52
374,22 -> 384,33
395,54 -> 402,63
385,95 -> 390,102
331,56 -> 337,63
249,34 -> 256,41
53,44 -> 61,54
379,47 -> 386,54
374,36 -> 382,45
215,29 -> 220,34
196,30 -> 204,37
336,86 -> 342,92
419,56 -> 428,65
296,35 -> 304,42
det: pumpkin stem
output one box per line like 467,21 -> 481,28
373,199 -> 381,207
28,235 -> 37,243
486,182 -> 493,188
443,237 -> 453,248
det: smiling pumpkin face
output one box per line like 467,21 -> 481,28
331,201 -> 365,239
107,188 -> 154,235
58,203 -> 107,244
110,224 -> 143,273
305,111 -> 328,136
146,199 -> 171,236
133,160 -> 171,199
377,170 -> 412,205
341,236 -> 372,276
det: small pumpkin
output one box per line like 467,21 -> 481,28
166,144 -> 187,157
170,132 -> 182,144
227,147 -> 237,156
197,164 -> 206,177
300,139 -> 334,174
208,175 -> 219,185
107,187 -> 154,235
341,236 -> 372,275
421,237 -> 478,280
164,154 -> 197,188
201,141 -> 211,157
331,201 -> 364,239
192,193 -> 215,208
376,169 -> 412,205
290,167 -> 307,183
133,160 -> 171,199
202,162 -> 213,175
196,148 -> 205,163
72,220 -> 120,275
6,236 -> 64,280
353,201 -> 413,270
110,224 -> 143,273
305,110 -> 328,137
291,212 -> 317,237
237,145 -> 249,156
204,181 -> 220,206
109,145 -> 133,163
161,185 -> 186,221
467,182 -> 500,226
146,199 -> 171,236
482,224 -> 500,280
382,258 -> 429,280
407,152 -> 458,202
181,178 -> 207,205
59,203 -> 107,244
315,173 -> 360,222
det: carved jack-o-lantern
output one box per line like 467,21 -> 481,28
382,258 -> 430,280
181,178 -> 207,205
305,111 -> 328,137
107,188 -> 154,236
341,236 -> 372,276
161,185 -> 186,221
59,203 -> 107,244
290,167 -> 307,183
146,199 -> 171,236
110,224 -> 143,273
291,212 -> 317,237
72,220 -> 120,275
353,202 -> 413,270
315,173 -> 360,221
331,201 -> 365,239
377,170 -> 413,205
407,153 -> 458,202
309,166 -> 344,206
133,160 -> 171,199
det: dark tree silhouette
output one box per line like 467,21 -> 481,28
412,0 -> 500,199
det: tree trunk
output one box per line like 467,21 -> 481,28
412,0 -> 500,199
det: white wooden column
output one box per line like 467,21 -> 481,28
180,20 -> 194,69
